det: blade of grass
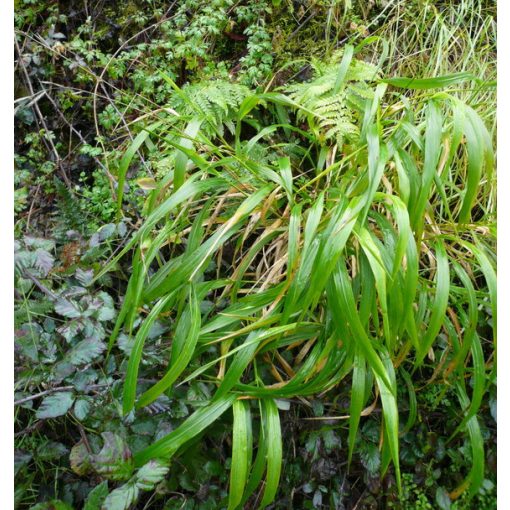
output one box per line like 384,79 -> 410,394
122,293 -> 174,415
136,285 -> 201,409
382,72 -> 476,89
228,399 -> 252,510
258,399 -> 282,509
134,394 -> 237,466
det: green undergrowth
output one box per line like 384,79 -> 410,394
14,1 -> 496,509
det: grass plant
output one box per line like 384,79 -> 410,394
97,49 -> 496,506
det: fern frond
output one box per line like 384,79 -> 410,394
170,80 -> 250,135
286,54 -> 379,146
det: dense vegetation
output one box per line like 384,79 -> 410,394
14,1 -> 496,509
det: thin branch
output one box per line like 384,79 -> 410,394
14,383 -> 109,406
21,271 -> 58,301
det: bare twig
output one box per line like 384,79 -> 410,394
25,183 -> 41,232
287,11 -> 316,41
21,271 -> 58,300
78,424 -> 92,453
14,383 -> 109,406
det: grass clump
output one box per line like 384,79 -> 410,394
94,50 -> 495,508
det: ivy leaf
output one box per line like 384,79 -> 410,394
96,292 -> 115,321
117,334 -> 134,356
36,441 -> 68,461
74,398 -> 91,420
101,482 -> 138,510
436,487 -> 451,510
57,319 -> 83,342
90,224 -> 116,247
70,440 -> 93,476
134,460 -> 170,490
55,299 -> 82,319
53,361 -> 76,381
322,429 -> 341,451
25,236 -> 55,251
359,442 -> 380,475
36,392 -> 75,419
66,338 -> 106,365
312,489 -> 323,508
15,450 -> 32,476
84,481 -> 109,510
92,432 -> 134,481
76,268 -> 95,287
34,248 -> 54,276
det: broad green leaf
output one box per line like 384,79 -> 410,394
259,399 -> 282,509
277,157 -> 294,205
333,44 -> 354,93
374,354 -> 401,493
137,286 -> 201,409
328,263 -> 393,393
134,460 -> 169,490
228,400 -> 252,510
92,432 -> 134,482
134,395 -> 236,466
101,482 -> 138,510
84,481 -> 109,510
417,240 -> 450,363
116,123 -> 160,217
36,392 -> 75,419
74,398 -> 91,420
123,294 -> 174,414
242,418 -> 268,506
456,384 -> 485,498
412,100 -> 442,238
94,177 -> 227,283
400,368 -> 417,433
174,118 -> 202,191
348,351 -> 366,466
66,338 -> 106,366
